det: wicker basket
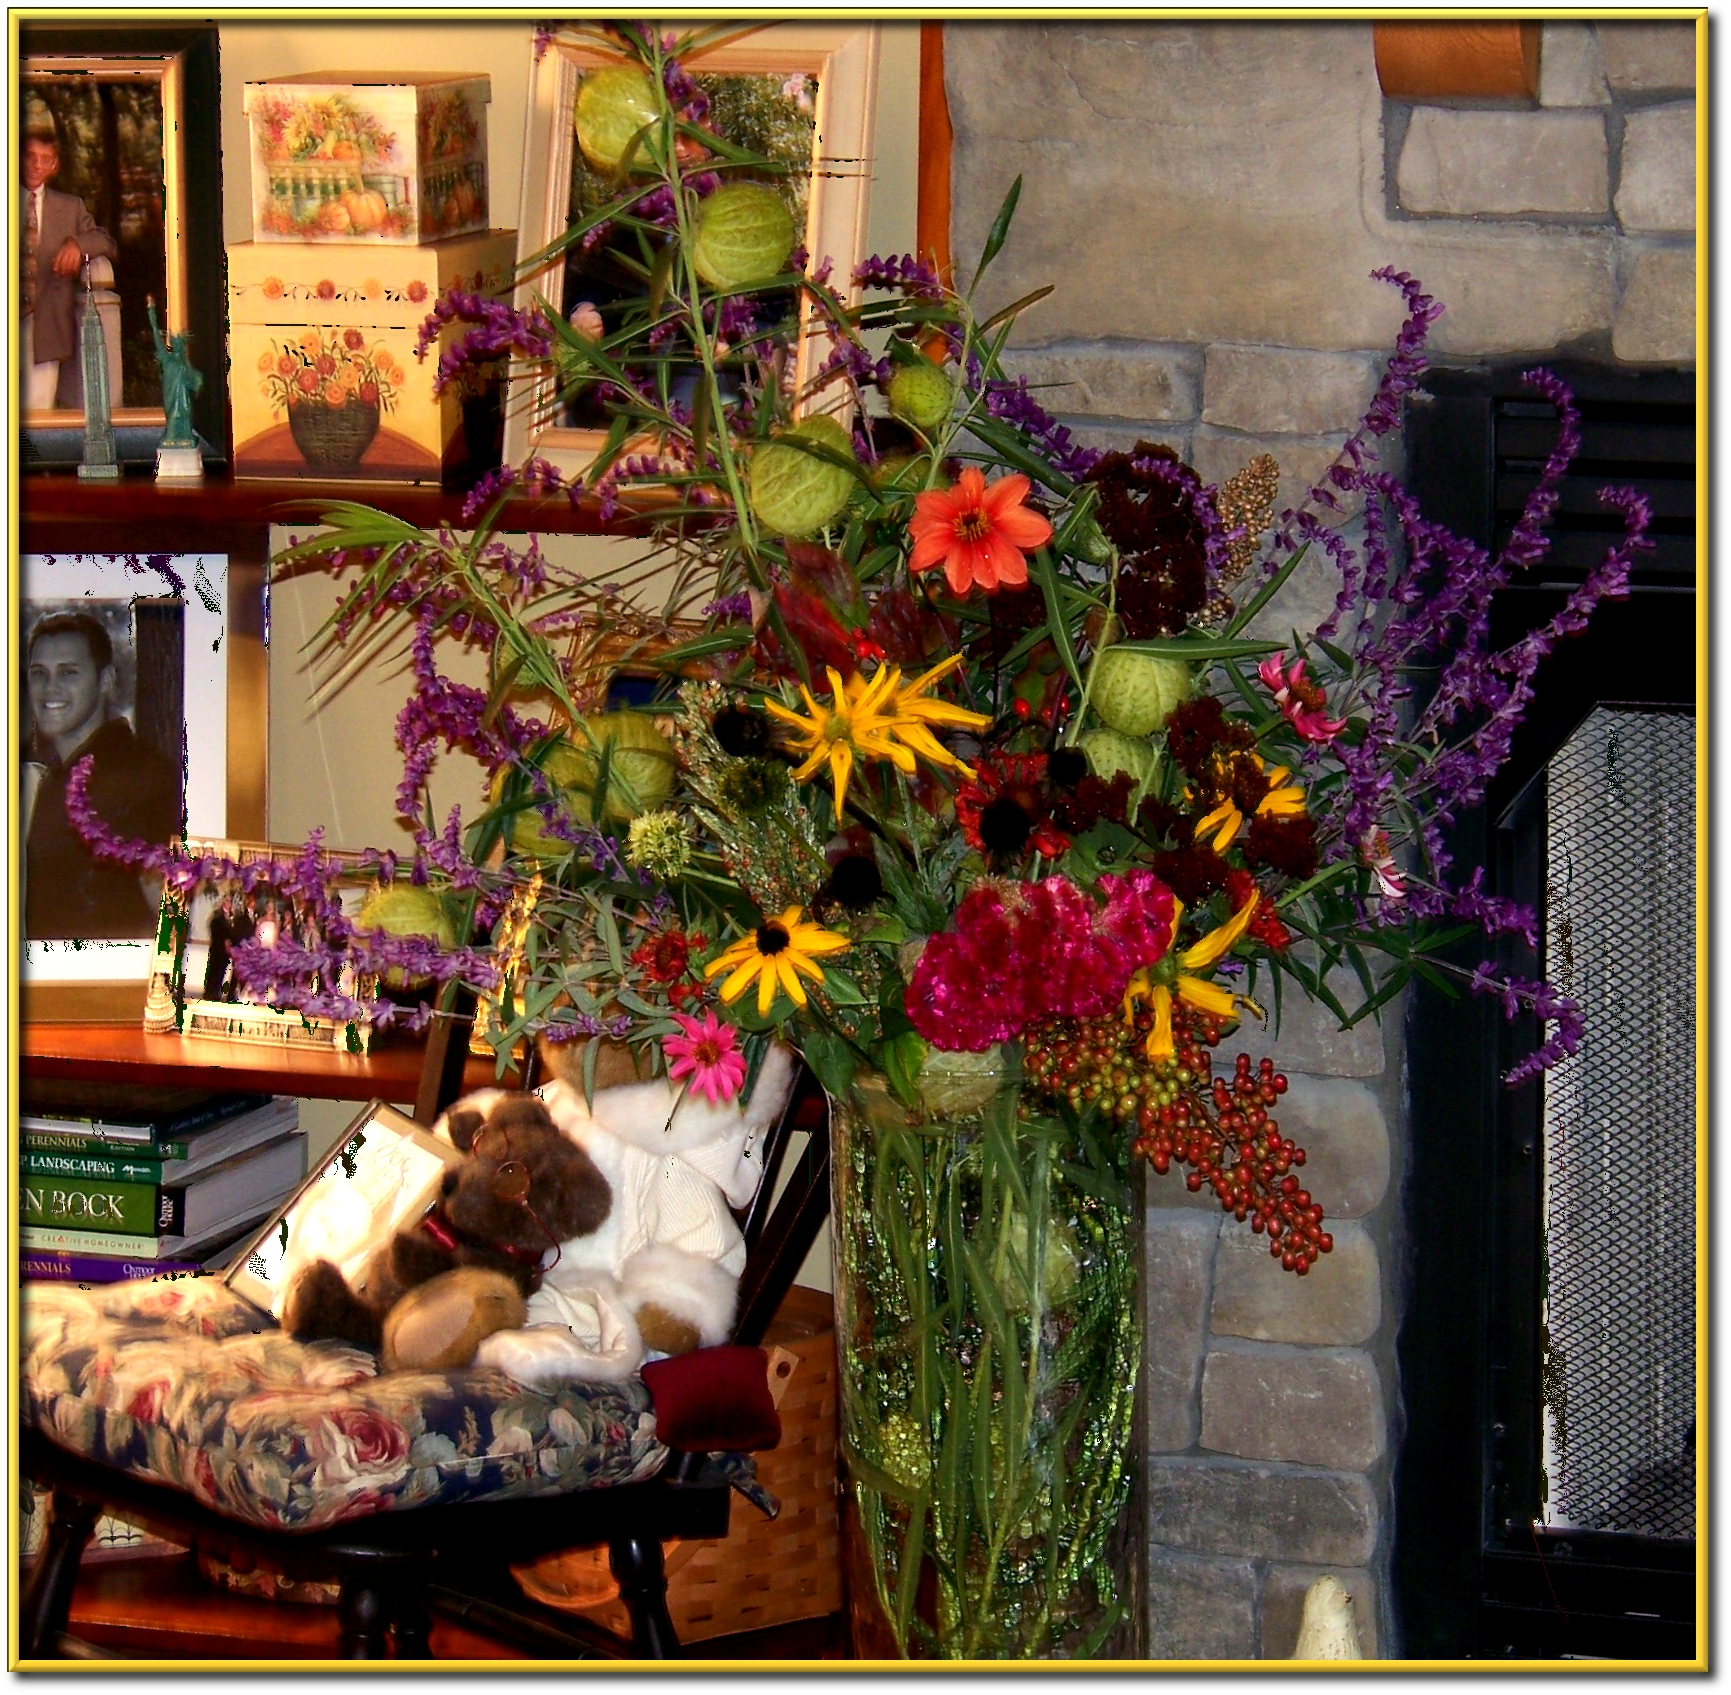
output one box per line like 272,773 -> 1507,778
513,1286 -> 841,1644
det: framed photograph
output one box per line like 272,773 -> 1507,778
225,1099 -> 464,1320
145,837 -> 382,1055
22,554 -> 227,998
506,22 -> 880,478
19,23 -> 227,468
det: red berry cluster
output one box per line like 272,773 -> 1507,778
1022,1000 -> 1332,1275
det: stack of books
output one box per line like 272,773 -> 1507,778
21,1082 -> 306,1285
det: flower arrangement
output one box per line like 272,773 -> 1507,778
75,21 -> 1650,1659
259,328 -> 403,418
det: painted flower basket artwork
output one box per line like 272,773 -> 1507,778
259,328 -> 403,474
78,22 -> 1652,1660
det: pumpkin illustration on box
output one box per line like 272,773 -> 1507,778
244,74 -> 490,246
259,328 -> 403,474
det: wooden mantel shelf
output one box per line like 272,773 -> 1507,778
21,1022 -> 516,1108
19,470 -> 652,545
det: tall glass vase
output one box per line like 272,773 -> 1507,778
829,1055 -> 1141,1659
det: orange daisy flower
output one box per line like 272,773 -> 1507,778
907,468 -> 1054,596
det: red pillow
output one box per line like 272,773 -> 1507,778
641,1345 -> 782,1453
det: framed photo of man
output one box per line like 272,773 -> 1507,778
19,23 -> 227,467
22,554 -> 228,995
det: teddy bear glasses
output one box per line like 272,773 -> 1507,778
472,1122 -> 564,1269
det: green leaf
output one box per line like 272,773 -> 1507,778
1030,548 -> 1085,696
1111,636 -> 1283,661
798,1023 -> 857,1101
978,283 -> 1055,335
975,175 -> 1023,281
882,1030 -> 926,1109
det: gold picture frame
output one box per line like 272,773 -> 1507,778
506,22 -> 881,480
19,23 -> 227,467
143,837 -> 383,1056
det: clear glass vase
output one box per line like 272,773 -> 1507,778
828,1054 -> 1141,1659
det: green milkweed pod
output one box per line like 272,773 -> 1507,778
690,182 -> 796,292
747,415 -> 857,538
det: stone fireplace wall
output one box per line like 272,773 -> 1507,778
944,19 -> 1695,1659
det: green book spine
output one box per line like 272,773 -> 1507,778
22,1151 -> 169,1184
21,1131 -> 190,1160
20,1176 -> 167,1236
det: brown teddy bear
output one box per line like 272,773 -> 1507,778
282,1093 -> 612,1372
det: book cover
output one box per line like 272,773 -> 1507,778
22,1252 -> 210,1284
21,1196 -> 296,1262
20,1135 -> 306,1239
20,1084 -> 275,1145
21,1097 -> 300,1181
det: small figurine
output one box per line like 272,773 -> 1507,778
76,261 -> 118,482
148,295 -> 204,482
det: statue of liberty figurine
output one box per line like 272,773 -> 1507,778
148,295 -> 204,480
76,259 -> 119,481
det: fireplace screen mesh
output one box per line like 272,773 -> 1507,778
1539,706 -> 1695,1540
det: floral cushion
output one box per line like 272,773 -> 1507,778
21,1277 -> 668,1532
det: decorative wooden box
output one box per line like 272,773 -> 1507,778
513,1287 -> 843,1646
227,230 -> 515,485
243,74 -> 490,245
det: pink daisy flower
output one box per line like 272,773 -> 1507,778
664,1010 -> 748,1104
1258,653 -> 1347,744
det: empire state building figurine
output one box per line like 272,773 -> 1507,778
76,259 -> 119,482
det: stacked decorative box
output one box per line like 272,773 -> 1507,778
228,73 -> 511,485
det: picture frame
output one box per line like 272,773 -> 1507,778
506,22 -> 881,479
22,553 -> 229,1004
19,23 -> 228,469
224,1098 -> 464,1320
143,837 -> 383,1056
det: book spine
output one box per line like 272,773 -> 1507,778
19,1177 -> 169,1236
20,1225 -> 176,1258
21,1253 -> 206,1284
22,1131 -> 190,1159
22,1151 -> 171,1183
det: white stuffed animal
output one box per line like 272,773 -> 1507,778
439,1043 -> 794,1389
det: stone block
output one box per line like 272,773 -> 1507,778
1190,427 -> 1348,523
1263,1564 -> 1380,1658
1202,346 -> 1378,436
1210,1218 -> 1381,1346
1538,23 -> 1609,107
1416,233 -> 1616,357
1270,1076 -> 1390,1219
1397,109 -> 1608,217
1613,248 -> 1695,364
946,24 -> 1616,356
1615,104 -> 1695,234
1145,1455 -> 1378,1565
1598,23 -> 1696,92
1216,953 -> 1389,1078
1005,341 -> 1201,422
1144,1210 -> 1218,1451
1200,1344 -> 1386,1470
1145,1547 -> 1259,1658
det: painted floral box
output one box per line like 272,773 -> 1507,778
244,74 -> 490,245
227,230 -> 515,485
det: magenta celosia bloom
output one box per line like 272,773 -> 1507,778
665,1010 -> 748,1104
906,873 -> 1179,1051
1258,653 -> 1347,744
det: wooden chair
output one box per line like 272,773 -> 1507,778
20,1025 -> 832,1661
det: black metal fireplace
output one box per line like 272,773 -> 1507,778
1392,361 -> 1698,1659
